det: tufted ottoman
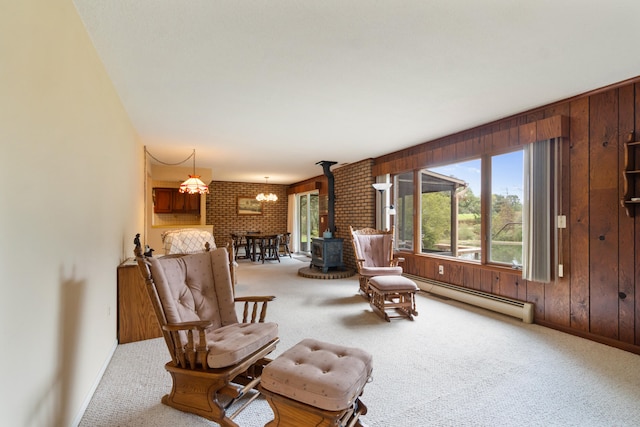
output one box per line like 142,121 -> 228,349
259,338 -> 373,427
368,275 -> 419,321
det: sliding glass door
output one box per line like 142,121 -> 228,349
297,192 -> 319,254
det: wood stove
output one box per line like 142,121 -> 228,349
310,160 -> 344,273
311,237 -> 344,273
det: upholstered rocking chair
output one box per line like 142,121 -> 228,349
349,226 -> 404,297
134,240 -> 279,426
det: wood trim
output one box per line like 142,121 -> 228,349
538,115 -> 570,141
536,319 -> 640,355
287,180 -> 322,195
372,115 -> 569,176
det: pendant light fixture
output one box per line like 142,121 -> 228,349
179,149 -> 209,194
144,147 -> 209,194
256,176 -> 278,202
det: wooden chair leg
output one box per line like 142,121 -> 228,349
369,289 -> 418,321
358,277 -> 371,299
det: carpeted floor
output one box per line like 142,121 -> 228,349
80,256 -> 640,426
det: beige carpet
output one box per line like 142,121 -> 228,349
80,256 -> 640,426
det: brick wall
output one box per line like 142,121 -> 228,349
206,181 -> 288,246
333,159 -> 376,269
206,160 -> 376,270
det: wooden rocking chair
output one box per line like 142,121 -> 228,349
349,226 -> 404,297
134,239 -> 279,426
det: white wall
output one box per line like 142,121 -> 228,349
0,1 -> 143,425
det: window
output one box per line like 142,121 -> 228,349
421,159 -> 482,260
489,150 -> 524,266
297,192 -> 319,253
394,172 -> 414,251
392,149 -> 525,266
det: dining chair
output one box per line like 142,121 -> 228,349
230,233 -> 248,260
279,232 -> 292,258
259,234 -> 281,263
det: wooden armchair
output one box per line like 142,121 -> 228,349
349,226 -> 404,297
134,239 -> 279,426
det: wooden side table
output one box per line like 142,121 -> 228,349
117,259 -> 162,343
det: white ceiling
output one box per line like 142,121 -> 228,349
73,0 -> 640,185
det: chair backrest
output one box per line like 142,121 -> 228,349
230,233 -> 243,249
137,248 -> 237,350
350,226 -> 396,267
281,232 -> 291,245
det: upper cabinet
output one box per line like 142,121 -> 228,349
153,188 -> 201,214
153,188 -> 173,213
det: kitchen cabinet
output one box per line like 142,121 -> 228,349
173,190 -> 201,214
153,187 -> 201,214
153,188 -> 173,213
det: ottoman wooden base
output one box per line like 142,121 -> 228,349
368,275 -> 419,322
260,386 -> 368,427
259,339 -> 372,427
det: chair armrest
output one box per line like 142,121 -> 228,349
235,296 -> 276,323
391,256 -> 405,267
162,320 -> 213,332
163,320 -> 212,370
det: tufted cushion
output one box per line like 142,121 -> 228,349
369,275 -> 418,291
352,234 -> 394,267
148,249 -> 237,330
261,339 -> 373,411
207,322 -> 279,368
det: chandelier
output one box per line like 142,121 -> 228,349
256,177 -> 278,202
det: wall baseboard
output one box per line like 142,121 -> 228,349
406,274 -> 534,324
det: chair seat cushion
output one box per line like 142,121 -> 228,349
206,322 -> 278,368
360,266 -> 403,277
261,338 -> 373,411
369,275 -> 418,291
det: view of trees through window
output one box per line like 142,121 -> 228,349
298,193 -> 319,253
422,160 -> 482,260
394,172 -> 415,251
489,150 -> 523,266
395,149 -> 523,265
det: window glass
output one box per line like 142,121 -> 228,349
394,172 -> 414,251
489,150 -> 524,266
297,192 -> 319,253
421,159 -> 481,260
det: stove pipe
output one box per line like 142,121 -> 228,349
317,160 -> 337,233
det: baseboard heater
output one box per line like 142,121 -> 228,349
404,274 -> 534,324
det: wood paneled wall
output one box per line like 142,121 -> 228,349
373,79 -> 640,354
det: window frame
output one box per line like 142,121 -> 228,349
392,147 -> 526,269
